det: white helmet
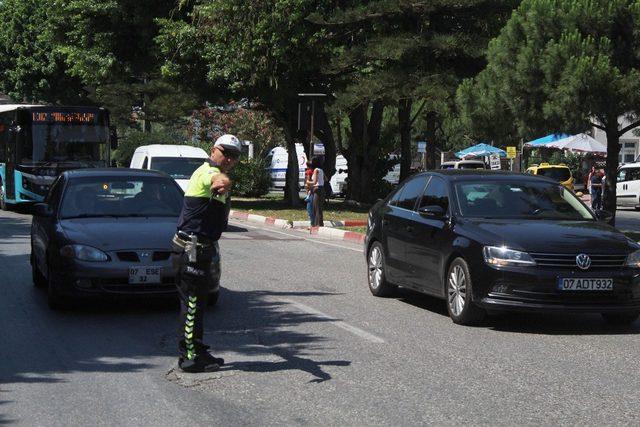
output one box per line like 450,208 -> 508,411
213,134 -> 242,154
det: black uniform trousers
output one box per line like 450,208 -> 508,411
172,234 -> 218,361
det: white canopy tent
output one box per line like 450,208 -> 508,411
525,133 -> 607,154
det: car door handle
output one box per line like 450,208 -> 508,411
406,226 -> 414,233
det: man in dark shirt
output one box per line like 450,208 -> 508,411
171,134 -> 241,373
590,169 -> 603,211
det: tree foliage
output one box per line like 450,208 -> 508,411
458,0 -> 640,220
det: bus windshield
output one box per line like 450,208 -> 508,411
24,122 -> 109,166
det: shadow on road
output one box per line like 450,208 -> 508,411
394,287 -> 640,335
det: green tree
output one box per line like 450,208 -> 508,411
158,0 -> 335,206
458,0 -> 640,221
0,0 -> 85,103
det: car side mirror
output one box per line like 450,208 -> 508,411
33,203 -> 53,217
418,205 -> 445,218
595,209 -> 613,223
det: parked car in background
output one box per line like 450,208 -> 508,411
365,170 -> 640,325
265,144 -> 307,190
616,162 -> 640,209
30,168 -> 220,309
525,163 -> 574,190
130,144 -> 209,192
439,160 -> 487,170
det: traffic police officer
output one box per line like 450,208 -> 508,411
172,134 -> 241,373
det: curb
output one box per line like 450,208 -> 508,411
229,210 -> 289,228
291,219 -> 367,228
229,210 -> 366,244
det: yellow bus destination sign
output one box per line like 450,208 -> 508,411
32,111 -> 97,124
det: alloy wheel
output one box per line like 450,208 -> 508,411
368,246 -> 383,290
448,265 -> 467,316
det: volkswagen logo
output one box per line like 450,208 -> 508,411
576,253 -> 591,270
140,252 -> 151,258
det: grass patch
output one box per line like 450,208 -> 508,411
337,226 -> 367,234
231,194 -> 370,222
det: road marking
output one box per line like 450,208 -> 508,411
230,220 -> 364,253
282,298 -> 385,344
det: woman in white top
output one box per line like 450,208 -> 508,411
308,156 -> 325,226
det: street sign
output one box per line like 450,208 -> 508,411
506,146 -> 517,159
313,143 -> 325,155
490,154 -> 501,170
417,141 -> 427,153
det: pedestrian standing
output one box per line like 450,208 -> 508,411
309,156 -> 325,227
590,169 -> 603,211
304,163 -> 315,225
171,134 -> 241,373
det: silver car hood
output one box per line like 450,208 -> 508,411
60,217 -> 178,251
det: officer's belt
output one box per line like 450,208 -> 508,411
173,231 -> 215,248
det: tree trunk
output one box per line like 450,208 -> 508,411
281,122 -> 301,207
345,101 -> 385,203
424,111 -> 439,169
398,99 -> 412,182
315,104 -> 336,181
604,121 -> 621,225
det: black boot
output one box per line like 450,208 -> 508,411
178,356 -> 220,373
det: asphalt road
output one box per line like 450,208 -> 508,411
3,208 -> 640,425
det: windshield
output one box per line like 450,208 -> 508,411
536,167 -> 571,181
23,122 -> 108,166
458,163 -> 485,170
150,157 -> 205,180
60,176 -> 183,219
454,180 -> 593,220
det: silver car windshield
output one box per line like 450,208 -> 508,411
60,176 -> 183,219
454,180 -> 594,220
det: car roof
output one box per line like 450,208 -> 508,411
416,169 -> 559,184
620,162 -> 640,169
134,144 -> 208,158
62,168 -> 172,179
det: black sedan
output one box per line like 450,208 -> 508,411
30,168 -> 220,309
365,170 -> 640,325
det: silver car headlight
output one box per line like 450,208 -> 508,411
483,246 -> 536,267
625,250 -> 640,268
60,244 -> 109,262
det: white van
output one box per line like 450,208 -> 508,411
440,160 -> 487,170
130,144 -> 209,192
265,144 -> 307,190
616,162 -> 640,208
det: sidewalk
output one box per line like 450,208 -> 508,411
229,209 -> 367,243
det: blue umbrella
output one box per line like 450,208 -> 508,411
524,133 -> 571,147
455,143 -> 506,159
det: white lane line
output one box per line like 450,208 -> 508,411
282,298 -> 385,344
221,234 -> 252,239
229,220 -> 364,253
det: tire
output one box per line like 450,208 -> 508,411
367,241 -> 396,297
601,312 -> 640,325
445,258 -> 485,325
31,253 -> 46,288
47,264 -> 69,310
0,184 -> 8,211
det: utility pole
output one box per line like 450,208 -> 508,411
298,93 -> 327,158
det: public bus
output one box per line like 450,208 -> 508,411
0,105 -> 114,209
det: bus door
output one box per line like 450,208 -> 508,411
5,126 -> 15,200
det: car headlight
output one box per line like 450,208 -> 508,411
483,246 -> 536,267
625,250 -> 640,268
60,244 -> 109,262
